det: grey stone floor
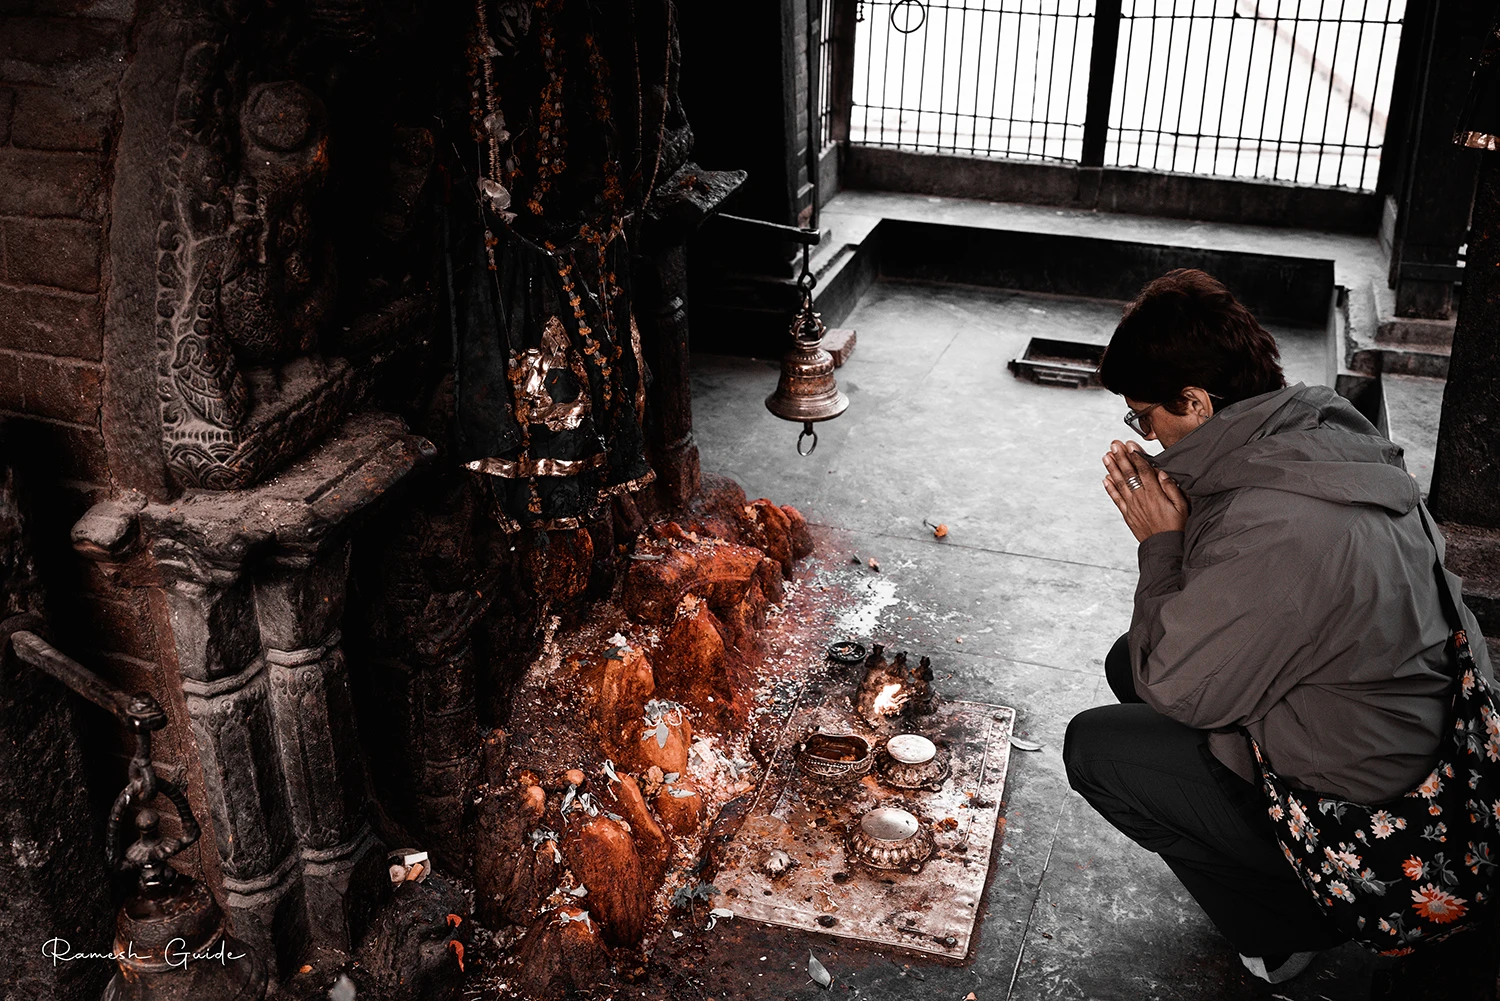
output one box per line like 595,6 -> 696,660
1383,373 -> 1446,498
816,191 -> 1390,341
688,281 -> 1394,1000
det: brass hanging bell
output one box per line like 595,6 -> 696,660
765,282 -> 847,455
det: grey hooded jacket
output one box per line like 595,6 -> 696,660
1130,382 -> 1493,804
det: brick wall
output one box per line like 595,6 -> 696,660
0,4 -> 198,875
786,0 -> 813,224
0,4 -> 133,490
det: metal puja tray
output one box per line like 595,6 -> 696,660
712,697 -> 1015,958
1007,337 -> 1106,388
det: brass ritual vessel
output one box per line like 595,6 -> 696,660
847,806 -> 935,872
878,733 -> 951,792
796,732 -> 873,785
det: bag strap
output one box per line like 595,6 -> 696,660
1414,503 -> 1477,667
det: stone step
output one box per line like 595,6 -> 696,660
1352,280 -> 1453,378
1377,314 -> 1456,347
1349,343 -> 1452,379
1371,279 -> 1457,347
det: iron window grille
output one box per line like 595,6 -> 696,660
828,0 -> 1405,191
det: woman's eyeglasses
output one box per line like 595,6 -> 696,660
1123,393 -> 1223,437
1123,403 -> 1164,437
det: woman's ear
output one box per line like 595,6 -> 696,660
1181,387 -> 1216,420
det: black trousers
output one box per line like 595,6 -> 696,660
1063,635 -> 1346,957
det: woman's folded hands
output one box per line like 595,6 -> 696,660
1102,441 -> 1190,543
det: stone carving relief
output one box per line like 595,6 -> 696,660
156,35 -> 354,491
221,80 -> 336,365
151,10 -> 436,493
157,38 -> 247,441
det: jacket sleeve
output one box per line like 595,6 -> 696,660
1128,521 -> 1322,731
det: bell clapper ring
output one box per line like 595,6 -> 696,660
797,421 -> 818,456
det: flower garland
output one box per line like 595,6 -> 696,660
556,253 -> 612,409
527,0 -> 568,218
584,31 -> 624,215
473,0 -> 516,274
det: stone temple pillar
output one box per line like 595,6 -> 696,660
74,413 -> 434,976
258,547 -> 383,957
635,164 -> 746,508
165,567 -> 304,971
1429,22 -> 1500,645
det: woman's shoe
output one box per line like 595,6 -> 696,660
1239,951 -> 1318,984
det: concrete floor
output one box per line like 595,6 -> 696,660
686,280 -> 1392,1000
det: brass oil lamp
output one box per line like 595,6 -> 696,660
765,262 -> 847,455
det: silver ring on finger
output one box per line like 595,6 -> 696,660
1125,475 -> 1143,491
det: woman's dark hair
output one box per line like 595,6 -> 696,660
1099,269 -> 1286,412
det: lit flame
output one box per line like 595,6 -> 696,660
872,682 -> 908,716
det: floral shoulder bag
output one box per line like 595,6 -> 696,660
1251,507 -> 1500,955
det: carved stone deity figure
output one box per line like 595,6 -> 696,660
156,33 -> 356,491
221,80 -> 337,365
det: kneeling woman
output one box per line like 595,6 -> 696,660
1064,269 -> 1494,983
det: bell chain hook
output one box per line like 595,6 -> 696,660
797,422 -> 818,456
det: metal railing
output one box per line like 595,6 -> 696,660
1106,0 -> 1403,189
821,0 -> 838,145
849,0 -> 1096,161
833,0 -> 1405,190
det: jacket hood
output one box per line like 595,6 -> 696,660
1152,383 -> 1419,514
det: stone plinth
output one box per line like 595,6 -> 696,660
73,412 -> 435,975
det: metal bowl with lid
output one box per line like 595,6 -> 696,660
796,732 -> 874,784
877,733 -> 951,791
846,806 -> 935,872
